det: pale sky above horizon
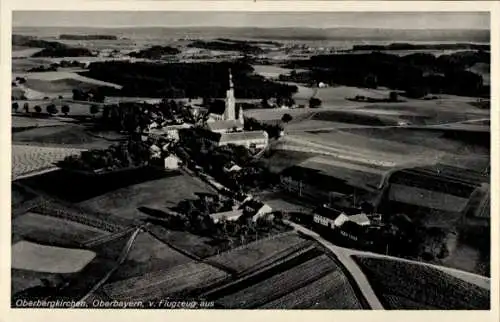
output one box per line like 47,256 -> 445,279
13,11 -> 489,29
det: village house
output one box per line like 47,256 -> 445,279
239,199 -> 273,222
209,209 -> 244,223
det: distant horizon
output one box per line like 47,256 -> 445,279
12,12 -> 489,30
12,25 -> 490,31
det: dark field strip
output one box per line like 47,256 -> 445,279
214,254 -> 336,308
201,246 -> 323,301
389,171 -> 477,198
258,270 -> 363,309
351,256 -> 490,310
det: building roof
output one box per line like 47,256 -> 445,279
220,130 -> 268,143
210,209 -> 243,221
348,213 -> 371,226
206,120 -> 243,132
239,199 -> 269,212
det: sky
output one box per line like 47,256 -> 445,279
12,11 -> 489,29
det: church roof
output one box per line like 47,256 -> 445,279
206,120 -> 243,132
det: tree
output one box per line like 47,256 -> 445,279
12,102 -> 19,113
34,105 -> 42,113
46,104 -> 58,115
281,113 -> 293,123
309,97 -> 322,108
90,105 -> 99,117
389,91 -> 399,102
61,105 -> 70,116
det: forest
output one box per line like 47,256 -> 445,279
287,51 -> 489,97
128,45 -> 181,59
80,61 -> 298,99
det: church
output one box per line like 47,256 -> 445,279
205,68 -> 245,133
200,69 -> 268,149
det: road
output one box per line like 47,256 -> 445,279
284,220 -> 384,309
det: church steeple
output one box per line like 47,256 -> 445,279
224,68 -> 236,120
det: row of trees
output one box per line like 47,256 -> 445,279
12,102 -> 72,116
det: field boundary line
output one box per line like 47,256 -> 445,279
76,227 -> 142,305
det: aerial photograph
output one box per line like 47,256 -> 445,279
11,11 -> 490,310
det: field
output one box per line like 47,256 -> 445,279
206,232 -> 313,273
258,269 -> 362,309
11,268 -> 67,296
215,254 -> 341,308
12,240 -> 97,274
109,231 -> 193,281
351,255 -> 490,309
12,116 -> 68,129
12,144 -> 85,180
78,171 -> 215,220
12,211 -> 109,247
146,225 -> 217,259
103,261 -> 229,301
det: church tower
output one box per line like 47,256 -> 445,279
224,68 -> 236,121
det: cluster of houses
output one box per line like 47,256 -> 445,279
311,204 -> 383,247
207,194 -> 274,224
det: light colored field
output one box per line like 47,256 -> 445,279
259,269 -> 362,309
103,261 -> 229,301
207,232 -> 311,273
12,212 -> 109,246
216,254 -> 337,308
12,116 -> 66,128
252,65 -> 296,78
12,240 -> 96,273
12,144 -> 85,180
12,48 -> 44,58
79,172 -> 215,220
111,232 -> 193,280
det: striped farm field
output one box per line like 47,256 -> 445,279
215,254 -> 336,308
12,144 -> 85,180
103,262 -> 229,301
259,269 -> 363,309
12,212 -> 109,247
206,232 -> 313,274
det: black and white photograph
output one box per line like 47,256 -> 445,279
8,7 -> 493,312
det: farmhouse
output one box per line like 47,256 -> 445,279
210,209 -> 244,223
239,199 -> 273,221
164,155 -> 181,170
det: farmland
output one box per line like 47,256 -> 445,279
12,240 -> 97,274
214,254 -> 347,308
78,171 -> 215,220
12,144 -> 85,180
258,269 -> 362,309
206,232 -> 313,273
109,231 -> 193,281
351,255 -> 490,309
12,211 -> 109,247
103,262 -> 229,301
